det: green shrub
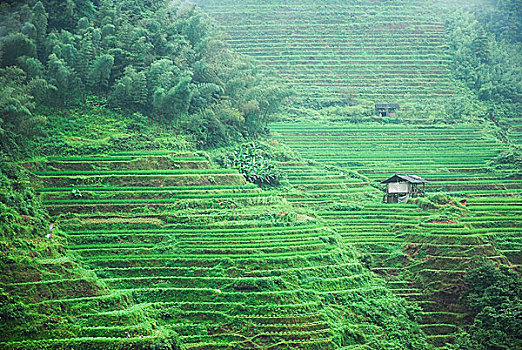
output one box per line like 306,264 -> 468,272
413,197 -> 439,210
489,146 -> 522,170
428,193 -> 458,206
451,261 -> 522,350
222,142 -> 284,186
412,193 -> 461,210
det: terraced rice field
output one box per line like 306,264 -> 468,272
270,121 -> 521,347
508,121 -> 522,144
192,0 -> 455,105
4,152 -> 424,349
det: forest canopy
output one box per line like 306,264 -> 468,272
0,0 -> 290,157
444,0 -> 522,130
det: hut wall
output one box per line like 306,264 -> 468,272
388,182 -> 409,193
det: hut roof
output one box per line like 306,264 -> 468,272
375,103 -> 400,109
381,174 -> 429,184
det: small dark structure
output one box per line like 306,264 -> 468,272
381,174 -> 428,203
375,103 -> 400,117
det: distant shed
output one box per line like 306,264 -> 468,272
375,103 -> 400,117
381,174 -> 428,203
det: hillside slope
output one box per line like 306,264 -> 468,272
192,0 -> 455,106
269,120 -> 521,347
0,163 -> 173,349
2,152 -> 431,349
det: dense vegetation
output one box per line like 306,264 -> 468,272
0,0 -> 520,349
0,0 -> 289,157
445,0 -> 522,132
219,142 -> 285,186
452,261 -> 522,350
0,152 -> 431,349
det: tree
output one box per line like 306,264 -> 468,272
471,27 -> 490,63
452,261 -> 522,350
31,1 -> 48,60
87,54 -> 114,91
109,66 -> 147,111
0,33 -> 37,67
21,22 -> 37,41
146,59 -> 180,93
0,67 -> 34,130
0,67 -> 47,155
43,0 -> 95,31
0,0 -> 291,154
167,75 -> 193,115
77,28 -> 96,79
47,53 -> 79,103
190,82 -> 224,111
16,56 -> 44,79
446,9 -> 522,128
128,28 -> 155,68
152,75 -> 193,120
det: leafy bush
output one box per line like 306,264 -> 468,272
413,197 -> 439,210
327,202 -> 364,211
0,163 -> 47,238
489,146 -> 522,170
222,142 -> 284,186
412,193 -> 460,210
450,261 -> 522,350
182,110 -> 232,149
429,193 -> 458,206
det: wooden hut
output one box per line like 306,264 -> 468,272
381,174 -> 428,203
375,103 -> 400,117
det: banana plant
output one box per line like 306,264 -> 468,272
224,142 -> 282,186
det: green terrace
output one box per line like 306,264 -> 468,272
268,120 -> 521,347
7,0 -> 521,348
35,169 -> 237,176
18,152 -> 427,349
192,0 -> 455,105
